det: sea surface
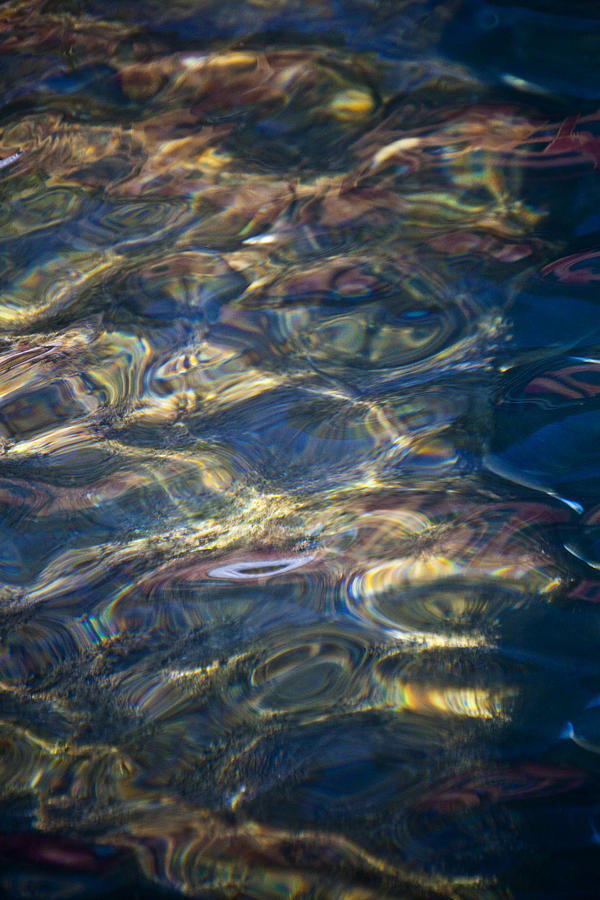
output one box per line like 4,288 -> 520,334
1,1 -> 600,898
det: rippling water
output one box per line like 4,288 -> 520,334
2,1 -> 600,897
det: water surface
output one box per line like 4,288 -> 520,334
1,1 -> 600,897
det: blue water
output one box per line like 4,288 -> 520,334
1,1 -> 600,898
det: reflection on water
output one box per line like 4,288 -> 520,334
1,0 -> 600,897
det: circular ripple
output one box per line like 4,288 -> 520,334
345,578 -> 532,645
215,624 -> 372,723
76,197 -> 190,250
114,251 -> 246,321
191,388 -> 406,483
266,257 -> 408,306
291,301 -> 467,369
1,187 -> 84,239
260,259 -> 492,387
249,637 -> 362,716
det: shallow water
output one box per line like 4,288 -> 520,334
1,1 -> 600,897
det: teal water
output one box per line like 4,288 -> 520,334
1,1 -> 600,898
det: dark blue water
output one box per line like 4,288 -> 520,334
1,1 -> 600,897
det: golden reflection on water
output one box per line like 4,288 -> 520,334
0,1 -> 588,898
